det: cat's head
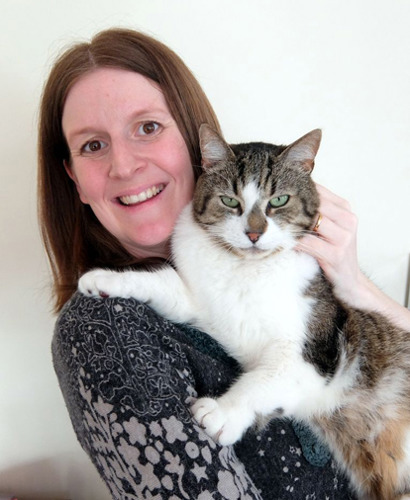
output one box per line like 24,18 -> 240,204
193,124 -> 321,258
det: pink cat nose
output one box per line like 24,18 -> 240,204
246,232 -> 261,243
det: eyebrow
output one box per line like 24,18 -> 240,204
64,107 -> 172,144
65,127 -> 98,142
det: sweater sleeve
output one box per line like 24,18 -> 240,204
52,292 -> 262,500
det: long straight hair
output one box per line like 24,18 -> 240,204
38,28 -> 221,312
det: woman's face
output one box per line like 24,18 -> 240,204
62,67 -> 195,259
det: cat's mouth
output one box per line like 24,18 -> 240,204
234,245 -> 283,260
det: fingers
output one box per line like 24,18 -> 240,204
314,184 -> 357,234
310,210 -> 357,249
296,184 -> 360,288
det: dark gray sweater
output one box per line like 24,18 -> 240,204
52,292 -> 356,499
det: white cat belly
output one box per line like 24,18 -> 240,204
174,205 -> 348,438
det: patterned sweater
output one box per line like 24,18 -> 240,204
52,292 -> 356,499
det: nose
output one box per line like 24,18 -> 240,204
246,231 -> 262,243
246,205 -> 267,244
108,139 -> 146,179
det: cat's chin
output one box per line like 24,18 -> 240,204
235,246 -> 283,260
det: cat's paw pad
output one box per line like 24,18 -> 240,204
78,269 -> 126,298
191,397 -> 252,446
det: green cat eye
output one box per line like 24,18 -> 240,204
269,195 -> 289,208
221,196 -> 240,208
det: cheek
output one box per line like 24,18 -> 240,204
172,154 -> 196,199
213,215 -> 249,247
259,219 -> 294,250
71,165 -> 105,205
165,136 -> 193,180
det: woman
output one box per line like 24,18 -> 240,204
38,28 -> 410,499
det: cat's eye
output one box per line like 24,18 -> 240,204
269,195 -> 289,208
221,196 -> 240,208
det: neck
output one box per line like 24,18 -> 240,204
123,240 -> 171,261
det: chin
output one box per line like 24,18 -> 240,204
121,231 -> 172,259
137,223 -> 173,244
232,246 -> 281,260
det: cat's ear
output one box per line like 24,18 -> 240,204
280,129 -> 322,173
199,124 -> 235,169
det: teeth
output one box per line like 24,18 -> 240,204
119,184 -> 164,206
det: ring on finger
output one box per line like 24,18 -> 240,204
313,213 -> 323,232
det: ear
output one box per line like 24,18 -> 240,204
280,129 -> 322,173
199,123 -> 235,169
63,159 -> 89,204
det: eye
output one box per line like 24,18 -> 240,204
269,195 -> 289,208
82,140 -> 108,154
139,121 -> 160,135
221,196 -> 240,208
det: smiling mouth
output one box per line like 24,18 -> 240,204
118,184 -> 165,206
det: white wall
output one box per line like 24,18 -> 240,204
1,1 -> 409,498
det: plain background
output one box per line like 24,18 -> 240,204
1,1 -> 409,498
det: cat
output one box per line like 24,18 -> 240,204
79,124 -> 410,500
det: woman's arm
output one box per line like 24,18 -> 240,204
297,184 -> 410,331
52,292 -> 262,500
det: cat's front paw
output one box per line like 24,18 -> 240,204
191,397 -> 253,446
78,269 -> 129,298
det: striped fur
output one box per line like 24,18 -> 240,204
191,125 -> 410,499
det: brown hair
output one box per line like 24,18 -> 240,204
38,28 -> 221,312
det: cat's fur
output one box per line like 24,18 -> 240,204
79,125 -> 410,499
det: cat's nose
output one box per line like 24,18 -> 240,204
246,232 -> 261,243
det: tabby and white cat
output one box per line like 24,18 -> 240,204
79,125 -> 410,499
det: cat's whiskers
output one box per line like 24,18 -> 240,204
296,239 -> 327,262
299,229 -> 322,238
201,225 -> 234,253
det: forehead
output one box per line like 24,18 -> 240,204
68,67 -> 162,101
62,68 -> 168,132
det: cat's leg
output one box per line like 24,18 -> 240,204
191,374 -> 292,446
192,349 -> 325,446
191,395 -> 255,446
78,267 -> 197,324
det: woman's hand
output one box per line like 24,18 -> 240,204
297,184 -> 410,330
297,184 -> 360,301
